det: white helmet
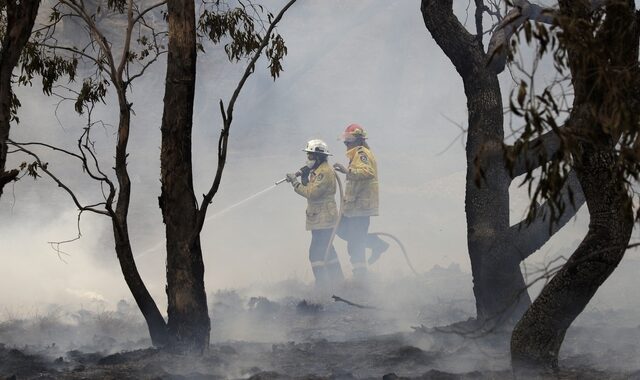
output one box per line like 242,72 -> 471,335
303,139 -> 332,156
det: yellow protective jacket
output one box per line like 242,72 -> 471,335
293,161 -> 339,231
344,146 -> 379,217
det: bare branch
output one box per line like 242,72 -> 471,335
194,0 -> 297,234
506,170 -> 585,261
421,0 -> 484,78
127,50 -> 166,83
332,295 -> 377,310
48,209 -> 86,262
435,113 -> 467,156
59,0 -> 119,84
132,1 -> 166,25
486,0 -> 555,73
117,0 -> 136,80
475,0 -> 485,49
483,0 -> 503,21
77,112 -> 116,194
507,129 -> 563,179
9,143 -> 109,216
7,139 -> 84,161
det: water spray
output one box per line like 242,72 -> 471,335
205,184 -> 277,219
135,184 -> 278,259
137,166 -> 418,276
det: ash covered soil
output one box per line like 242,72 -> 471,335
2,264 -> 640,379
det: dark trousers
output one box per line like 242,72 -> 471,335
309,228 -> 344,286
336,215 -> 387,277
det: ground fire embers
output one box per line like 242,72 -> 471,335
97,347 -> 160,365
296,300 -> 323,315
0,346 -> 50,379
383,346 -> 436,366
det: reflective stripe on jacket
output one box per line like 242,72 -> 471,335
344,146 -> 379,217
293,161 -> 338,230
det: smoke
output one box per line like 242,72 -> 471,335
1,1 -> 640,376
2,0 -> 477,305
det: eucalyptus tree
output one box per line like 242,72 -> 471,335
160,0 -> 295,352
505,0 -> 639,371
10,0 -> 173,347
420,0 -> 585,329
0,1 -> 42,198
8,0 -> 296,352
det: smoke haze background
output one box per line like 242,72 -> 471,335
1,0 -> 639,351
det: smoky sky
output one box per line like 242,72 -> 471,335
1,0 -> 638,317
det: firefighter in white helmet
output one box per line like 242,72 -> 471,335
286,139 -> 344,287
333,124 -> 389,279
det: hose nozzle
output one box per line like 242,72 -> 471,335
275,165 -> 311,185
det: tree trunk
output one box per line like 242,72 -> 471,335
511,141 -> 633,371
421,0 -> 586,328
511,0 -> 638,371
159,0 -> 210,352
112,218 -> 169,346
112,98 -> 168,346
0,0 -> 40,198
463,72 -> 529,326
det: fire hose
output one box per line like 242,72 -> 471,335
277,169 -> 419,276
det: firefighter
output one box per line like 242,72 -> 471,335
333,124 -> 389,279
286,139 -> 344,287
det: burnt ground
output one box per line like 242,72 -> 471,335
1,264 -> 640,379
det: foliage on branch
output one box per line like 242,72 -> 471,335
18,41 -> 78,95
19,160 -> 45,179
198,0 -> 289,79
1,0 -> 168,121
75,78 -> 109,113
504,0 -> 640,222
107,0 -> 128,13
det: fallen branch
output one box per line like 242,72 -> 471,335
331,295 -> 376,309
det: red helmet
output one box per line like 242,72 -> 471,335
341,123 -> 367,142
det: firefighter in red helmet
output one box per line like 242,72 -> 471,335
333,124 -> 389,279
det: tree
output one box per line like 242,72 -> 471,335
159,0 -> 209,351
11,0 -> 172,347
7,0 -> 296,352
420,0 -> 585,329
0,1 -> 41,197
506,0 -> 639,371
159,0 -> 296,351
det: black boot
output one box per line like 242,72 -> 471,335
368,238 -> 389,265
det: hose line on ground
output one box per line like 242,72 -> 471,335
369,231 -> 419,276
322,170 -> 419,276
322,170 -> 344,265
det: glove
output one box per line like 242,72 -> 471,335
333,163 -> 347,174
298,165 -> 311,177
297,165 -> 311,185
286,173 -> 298,185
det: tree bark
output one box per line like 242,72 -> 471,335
511,140 -> 633,371
421,0 -> 585,328
463,72 -> 527,326
112,96 -> 168,346
67,0 -> 173,347
160,0 -> 210,352
112,218 -> 169,346
0,0 -> 40,198
511,0 -> 639,371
